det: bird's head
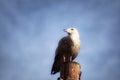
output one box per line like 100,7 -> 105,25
64,27 -> 79,35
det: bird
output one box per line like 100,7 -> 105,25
51,27 -> 80,74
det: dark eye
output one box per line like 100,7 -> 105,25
71,28 -> 74,30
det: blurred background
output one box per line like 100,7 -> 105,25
0,0 -> 120,80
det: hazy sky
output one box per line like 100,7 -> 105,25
0,0 -> 120,80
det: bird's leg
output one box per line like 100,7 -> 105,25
70,56 -> 72,62
63,55 -> 66,62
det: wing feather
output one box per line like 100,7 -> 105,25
51,36 -> 72,74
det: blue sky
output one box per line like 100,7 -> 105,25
0,0 -> 120,80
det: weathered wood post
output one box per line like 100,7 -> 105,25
58,61 -> 81,80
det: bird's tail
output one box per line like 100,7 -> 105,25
51,60 -> 60,74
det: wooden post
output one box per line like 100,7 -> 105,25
58,61 -> 81,80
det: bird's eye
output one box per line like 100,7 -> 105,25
71,28 -> 74,30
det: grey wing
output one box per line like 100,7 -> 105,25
55,36 -> 72,58
51,37 -> 72,74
